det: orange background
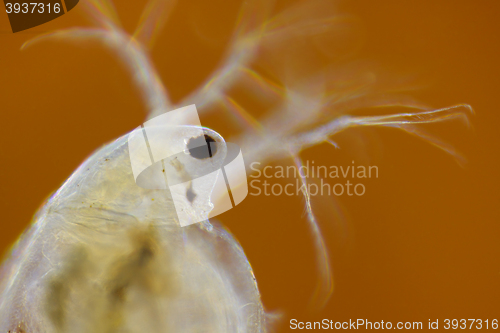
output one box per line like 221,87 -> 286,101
1,0 -> 499,331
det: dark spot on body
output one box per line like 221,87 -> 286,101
186,184 -> 197,203
187,134 -> 217,159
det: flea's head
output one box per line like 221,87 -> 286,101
165,126 -> 229,227
128,125 -> 228,226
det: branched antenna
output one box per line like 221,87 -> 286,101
22,0 -> 174,118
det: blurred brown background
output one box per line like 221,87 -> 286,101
1,0 -> 499,331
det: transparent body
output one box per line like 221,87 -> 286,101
0,134 -> 265,332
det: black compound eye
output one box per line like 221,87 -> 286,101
187,134 -> 217,159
